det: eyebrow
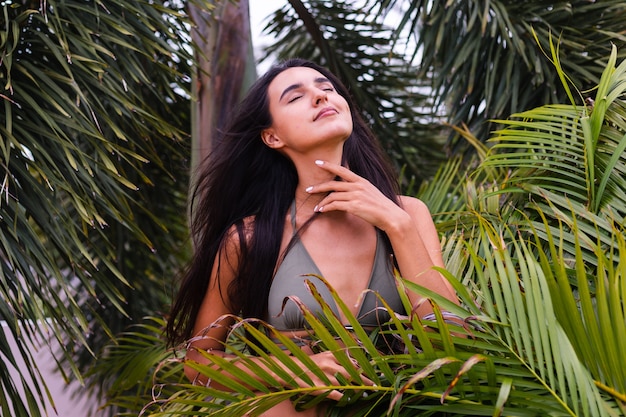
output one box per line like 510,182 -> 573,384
279,77 -> 332,102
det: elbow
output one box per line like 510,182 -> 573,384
183,347 -> 210,385
183,348 -> 232,391
183,361 -> 232,391
183,362 -> 202,384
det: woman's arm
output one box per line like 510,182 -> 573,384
184,224 -> 240,385
386,196 -> 458,316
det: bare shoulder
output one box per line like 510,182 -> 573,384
215,216 -> 256,285
222,216 -> 255,250
193,217 -> 257,337
398,195 -> 433,218
398,195 -> 439,238
398,195 -> 444,265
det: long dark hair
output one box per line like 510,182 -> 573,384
166,59 -> 400,346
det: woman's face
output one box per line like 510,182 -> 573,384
261,66 -> 353,155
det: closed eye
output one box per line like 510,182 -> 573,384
288,95 -> 302,103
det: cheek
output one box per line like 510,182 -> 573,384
272,113 -> 307,138
342,108 -> 353,129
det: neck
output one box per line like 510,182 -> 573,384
293,187 -> 326,214
291,149 -> 342,213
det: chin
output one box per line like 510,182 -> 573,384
331,123 -> 353,141
327,130 -> 351,146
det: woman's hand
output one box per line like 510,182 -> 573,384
306,160 -> 411,232
287,351 -> 373,401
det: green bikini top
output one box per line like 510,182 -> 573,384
267,201 -> 405,330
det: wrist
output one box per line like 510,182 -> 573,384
382,209 -> 413,238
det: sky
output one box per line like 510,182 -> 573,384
249,1 -> 411,73
249,0 -> 286,71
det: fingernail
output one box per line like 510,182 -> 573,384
313,205 -> 318,212
305,186 -> 313,192
315,160 -> 324,165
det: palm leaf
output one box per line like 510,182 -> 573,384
1,1 -> 208,414
481,42 -> 626,217
530,207 -> 626,402
141,254 -> 623,416
471,43 -> 626,281
85,317 -> 183,416
373,0 -> 626,152
470,220 -> 612,416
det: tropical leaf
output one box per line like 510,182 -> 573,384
530,207 -> 626,403
484,44 -> 626,218
453,43 -> 626,298
138,248 -> 624,416
0,1 -> 209,415
85,317 -> 184,416
372,0 -> 626,152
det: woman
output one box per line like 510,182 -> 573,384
166,58 -> 459,416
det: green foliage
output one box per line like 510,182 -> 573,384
0,1 -> 210,415
86,317 -> 186,416
2,1 -> 626,416
372,0 -> 626,153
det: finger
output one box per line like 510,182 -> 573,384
345,358 -> 375,386
358,374 -> 375,386
306,180 -> 353,195
303,385 -> 343,400
325,389 -> 343,401
296,377 -> 344,400
314,160 -> 361,182
314,198 -> 358,214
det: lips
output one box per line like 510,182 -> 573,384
314,107 -> 338,121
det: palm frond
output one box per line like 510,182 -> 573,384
472,43 -> 626,275
484,43 -> 626,216
141,253 -> 623,416
468,219 -> 613,416
373,0 -> 626,152
1,1 -> 209,414
530,206 -> 626,401
85,317 -> 183,416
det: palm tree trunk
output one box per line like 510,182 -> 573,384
189,0 -> 256,172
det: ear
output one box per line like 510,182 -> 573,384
261,129 -> 284,150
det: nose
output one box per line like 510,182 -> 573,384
314,89 -> 328,105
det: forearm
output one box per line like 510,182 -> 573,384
185,347 -> 302,391
185,346 -> 350,396
384,209 -> 458,316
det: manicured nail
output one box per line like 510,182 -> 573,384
313,205 -> 319,212
315,160 -> 324,165
305,186 -> 313,192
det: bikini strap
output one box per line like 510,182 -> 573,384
290,200 -> 297,235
